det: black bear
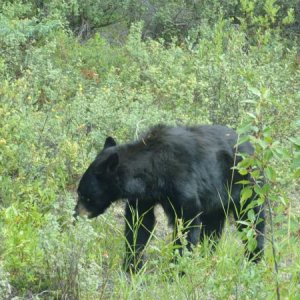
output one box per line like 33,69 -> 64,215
74,124 -> 265,271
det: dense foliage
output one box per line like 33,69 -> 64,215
0,0 -> 299,299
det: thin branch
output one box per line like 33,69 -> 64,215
266,196 -> 280,300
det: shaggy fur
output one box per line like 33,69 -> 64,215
74,124 -> 265,271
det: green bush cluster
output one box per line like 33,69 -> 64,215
0,0 -> 299,298
1,0 -> 299,42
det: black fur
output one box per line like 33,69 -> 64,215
74,124 -> 265,271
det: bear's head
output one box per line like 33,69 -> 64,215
74,137 -> 120,218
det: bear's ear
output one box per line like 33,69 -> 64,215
95,152 -> 119,175
104,152 -> 119,174
104,137 -> 117,149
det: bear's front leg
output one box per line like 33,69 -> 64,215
123,201 -> 155,273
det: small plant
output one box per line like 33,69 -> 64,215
237,86 -> 298,299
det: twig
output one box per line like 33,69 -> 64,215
266,196 -> 280,300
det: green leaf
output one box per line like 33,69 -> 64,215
236,180 -> 251,185
282,8 -> 295,25
261,87 -> 270,99
251,169 -> 261,179
236,220 -> 251,227
247,237 -> 257,252
246,228 -> 255,239
238,168 -> 249,176
236,135 -> 250,145
265,167 -> 276,181
264,136 -> 273,144
249,87 -> 261,97
293,168 -> 300,179
261,183 -> 271,194
241,99 -> 257,104
291,154 -> 300,169
247,209 -> 256,223
241,186 -> 253,202
273,148 -> 289,159
263,149 -> 273,161
289,137 -> 300,147
257,139 -> 268,149
246,112 -> 256,119
237,123 -> 254,135
238,157 -> 253,168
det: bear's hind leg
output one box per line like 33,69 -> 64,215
199,211 -> 226,247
